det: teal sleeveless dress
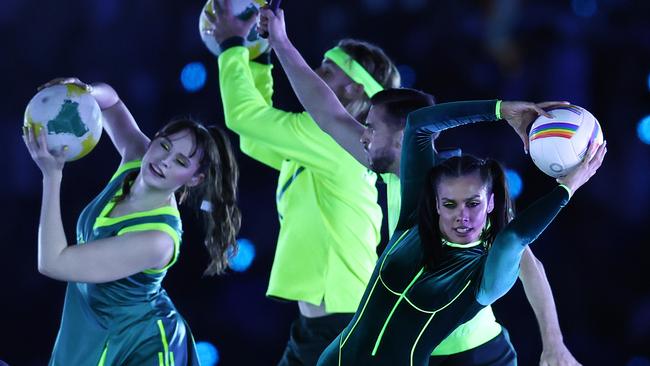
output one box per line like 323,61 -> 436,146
49,161 -> 200,366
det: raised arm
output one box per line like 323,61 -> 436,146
398,100 -> 500,229
22,126 -> 175,283
206,0 -> 282,141
37,77 -> 149,163
205,3 -> 348,175
235,55 -> 287,171
478,139 -> 607,305
259,7 -> 369,167
397,99 -> 571,230
90,83 -> 150,163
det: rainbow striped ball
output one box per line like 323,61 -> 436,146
529,105 -> 603,178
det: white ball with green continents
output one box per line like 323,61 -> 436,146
199,0 -> 270,60
24,84 -> 102,161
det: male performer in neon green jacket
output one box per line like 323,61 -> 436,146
203,3 -> 401,364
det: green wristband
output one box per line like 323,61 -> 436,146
495,100 -> 502,120
558,184 -> 573,199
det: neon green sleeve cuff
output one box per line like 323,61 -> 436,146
558,184 -> 573,199
495,100 -> 502,120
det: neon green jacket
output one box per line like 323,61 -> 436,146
218,46 -> 382,313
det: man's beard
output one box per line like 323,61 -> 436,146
368,149 -> 395,174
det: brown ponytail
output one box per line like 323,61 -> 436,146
154,119 -> 242,276
200,126 -> 242,276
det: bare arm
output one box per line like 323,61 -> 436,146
90,83 -> 150,163
23,125 -> 173,283
519,248 -> 582,366
37,77 -> 149,163
38,175 -> 174,283
259,7 -> 369,167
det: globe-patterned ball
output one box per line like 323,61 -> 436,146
199,0 -> 270,60
24,84 -> 102,162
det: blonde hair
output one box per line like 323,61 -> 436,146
336,39 -> 401,122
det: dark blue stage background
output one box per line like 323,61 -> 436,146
1,0 -> 649,365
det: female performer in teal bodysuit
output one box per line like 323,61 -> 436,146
315,100 -> 607,365
23,78 -> 241,366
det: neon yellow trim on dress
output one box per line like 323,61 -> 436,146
97,343 -> 108,366
340,274 -> 381,348
372,268 -> 425,356
117,223 -> 181,273
378,275 -> 401,296
109,160 -> 142,183
94,203 -> 180,230
409,280 -> 472,365
157,319 -> 170,366
324,47 -> 384,98
340,229 -> 411,349
441,239 -> 483,248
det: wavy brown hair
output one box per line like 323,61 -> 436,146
116,118 -> 241,276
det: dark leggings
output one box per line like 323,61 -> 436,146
278,313 -> 353,366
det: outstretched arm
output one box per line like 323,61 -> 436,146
398,100 -> 500,229
37,78 -> 149,163
478,141 -> 607,305
519,248 -> 582,366
259,7 -> 368,167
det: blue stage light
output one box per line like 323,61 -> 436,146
229,238 -> 256,272
397,65 -> 417,88
638,115 -> 650,145
571,0 -> 598,18
626,356 -> 650,366
505,169 -> 523,199
196,341 -> 219,366
181,62 -> 207,92
647,72 -> 650,91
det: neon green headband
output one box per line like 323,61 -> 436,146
324,47 -> 384,98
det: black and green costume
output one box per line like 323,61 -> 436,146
49,161 -> 200,366
317,100 -> 571,366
